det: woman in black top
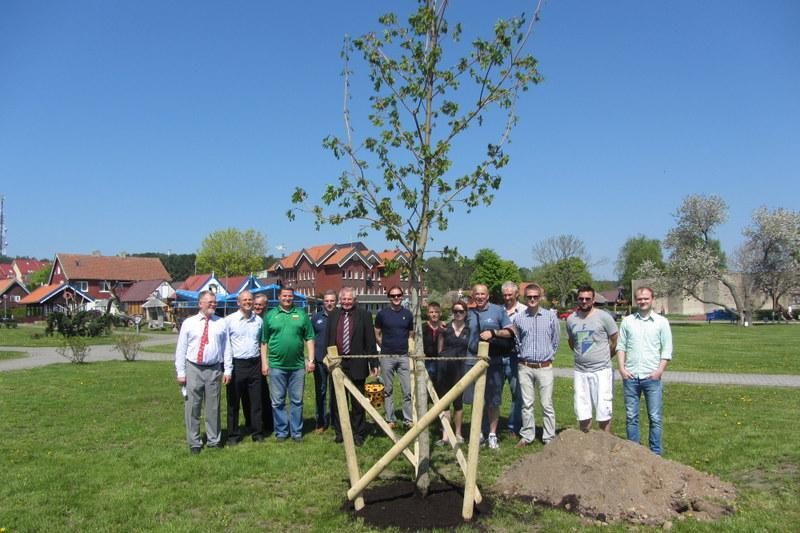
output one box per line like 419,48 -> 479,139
435,300 -> 470,445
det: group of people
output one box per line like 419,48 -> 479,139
175,281 -> 673,457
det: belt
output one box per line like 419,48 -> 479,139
188,360 -> 222,368
519,360 -> 552,369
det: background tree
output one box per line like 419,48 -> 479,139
532,234 -> 593,307
423,252 -> 474,294
615,235 -> 664,298
537,257 -> 592,308
134,252 -> 197,281
639,194 -> 766,325
738,207 -> 800,313
28,264 -> 53,287
195,228 -> 267,277
288,0 -> 543,495
469,248 -> 521,302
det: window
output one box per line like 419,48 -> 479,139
76,281 -> 89,292
13,295 -> 20,302
359,271 -> 364,280
100,280 -> 112,292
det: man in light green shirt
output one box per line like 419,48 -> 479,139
617,286 -> 672,455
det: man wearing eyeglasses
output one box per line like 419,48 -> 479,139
511,284 -> 560,446
175,290 -> 231,454
566,285 -> 618,433
375,286 -> 415,428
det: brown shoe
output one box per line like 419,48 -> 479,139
313,427 -> 326,434
515,439 -> 530,449
507,431 -> 520,441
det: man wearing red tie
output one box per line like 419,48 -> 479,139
175,290 -> 232,454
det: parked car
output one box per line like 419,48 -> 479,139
558,308 -> 577,320
705,309 -> 738,322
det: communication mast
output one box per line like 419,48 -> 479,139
0,196 -> 7,256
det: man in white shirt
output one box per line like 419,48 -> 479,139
224,290 -> 264,445
175,290 -> 231,454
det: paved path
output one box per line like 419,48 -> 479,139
0,332 -> 176,372
2,335 -> 799,387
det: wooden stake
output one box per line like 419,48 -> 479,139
462,342 -> 489,520
327,347 -> 365,511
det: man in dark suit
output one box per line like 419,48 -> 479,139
326,286 -> 378,446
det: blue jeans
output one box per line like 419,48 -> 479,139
623,377 -> 663,455
503,355 -> 521,433
269,368 -> 305,439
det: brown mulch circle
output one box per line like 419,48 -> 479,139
493,429 -> 737,526
347,481 -> 492,530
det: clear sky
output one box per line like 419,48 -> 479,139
1,0 -> 798,279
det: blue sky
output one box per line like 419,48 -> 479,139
1,0 -> 798,279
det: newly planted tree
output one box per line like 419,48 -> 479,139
289,0 -> 543,495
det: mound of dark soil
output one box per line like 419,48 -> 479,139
493,429 -> 736,526
349,481 -> 491,530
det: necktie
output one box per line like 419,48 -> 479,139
197,317 -> 209,363
342,312 -> 351,355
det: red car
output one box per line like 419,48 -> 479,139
558,308 -> 577,320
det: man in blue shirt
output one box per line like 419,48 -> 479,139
375,286 -> 414,427
311,289 -> 337,433
466,283 -> 514,450
617,286 -> 673,455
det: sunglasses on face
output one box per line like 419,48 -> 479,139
389,294 -> 403,298
526,295 -> 540,300
577,297 -> 592,302
453,309 -> 465,314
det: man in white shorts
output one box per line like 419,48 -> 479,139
566,285 -> 618,432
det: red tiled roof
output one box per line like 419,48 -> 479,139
20,283 -> 62,304
180,274 -> 211,291
220,275 -> 248,293
117,279 -> 164,303
0,278 -> 27,296
13,259 -> 49,275
55,254 -> 171,282
0,264 -> 13,279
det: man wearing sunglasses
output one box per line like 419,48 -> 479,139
375,286 -> 415,428
566,285 -> 618,433
511,284 -> 560,446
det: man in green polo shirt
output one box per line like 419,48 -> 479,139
261,287 -> 315,442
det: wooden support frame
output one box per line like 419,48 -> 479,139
326,342 -> 490,521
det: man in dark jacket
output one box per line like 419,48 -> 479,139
326,286 -> 378,445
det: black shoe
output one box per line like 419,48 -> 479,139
226,438 -> 240,447
252,435 -> 264,443
190,447 -> 202,455
292,436 -> 303,443
354,436 -> 365,447
334,434 -> 344,443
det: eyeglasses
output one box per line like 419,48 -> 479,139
453,309 -> 466,314
389,293 -> 403,298
577,297 -> 592,302
526,295 -> 541,300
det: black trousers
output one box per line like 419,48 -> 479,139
226,358 -> 264,440
331,376 -> 367,439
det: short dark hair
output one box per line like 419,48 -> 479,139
279,287 -> 294,295
576,285 -> 595,297
427,301 -> 441,310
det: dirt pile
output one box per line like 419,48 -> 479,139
493,429 -> 736,526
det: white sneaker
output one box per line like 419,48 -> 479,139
487,433 -> 499,450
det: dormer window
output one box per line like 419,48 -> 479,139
100,281 -> 112,293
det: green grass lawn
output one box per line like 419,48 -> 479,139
1,361 -> 798,531
553,322 -> 800,375
0,350 -> 26,361
140,343 -> 178,354
0,324 -> 145,348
